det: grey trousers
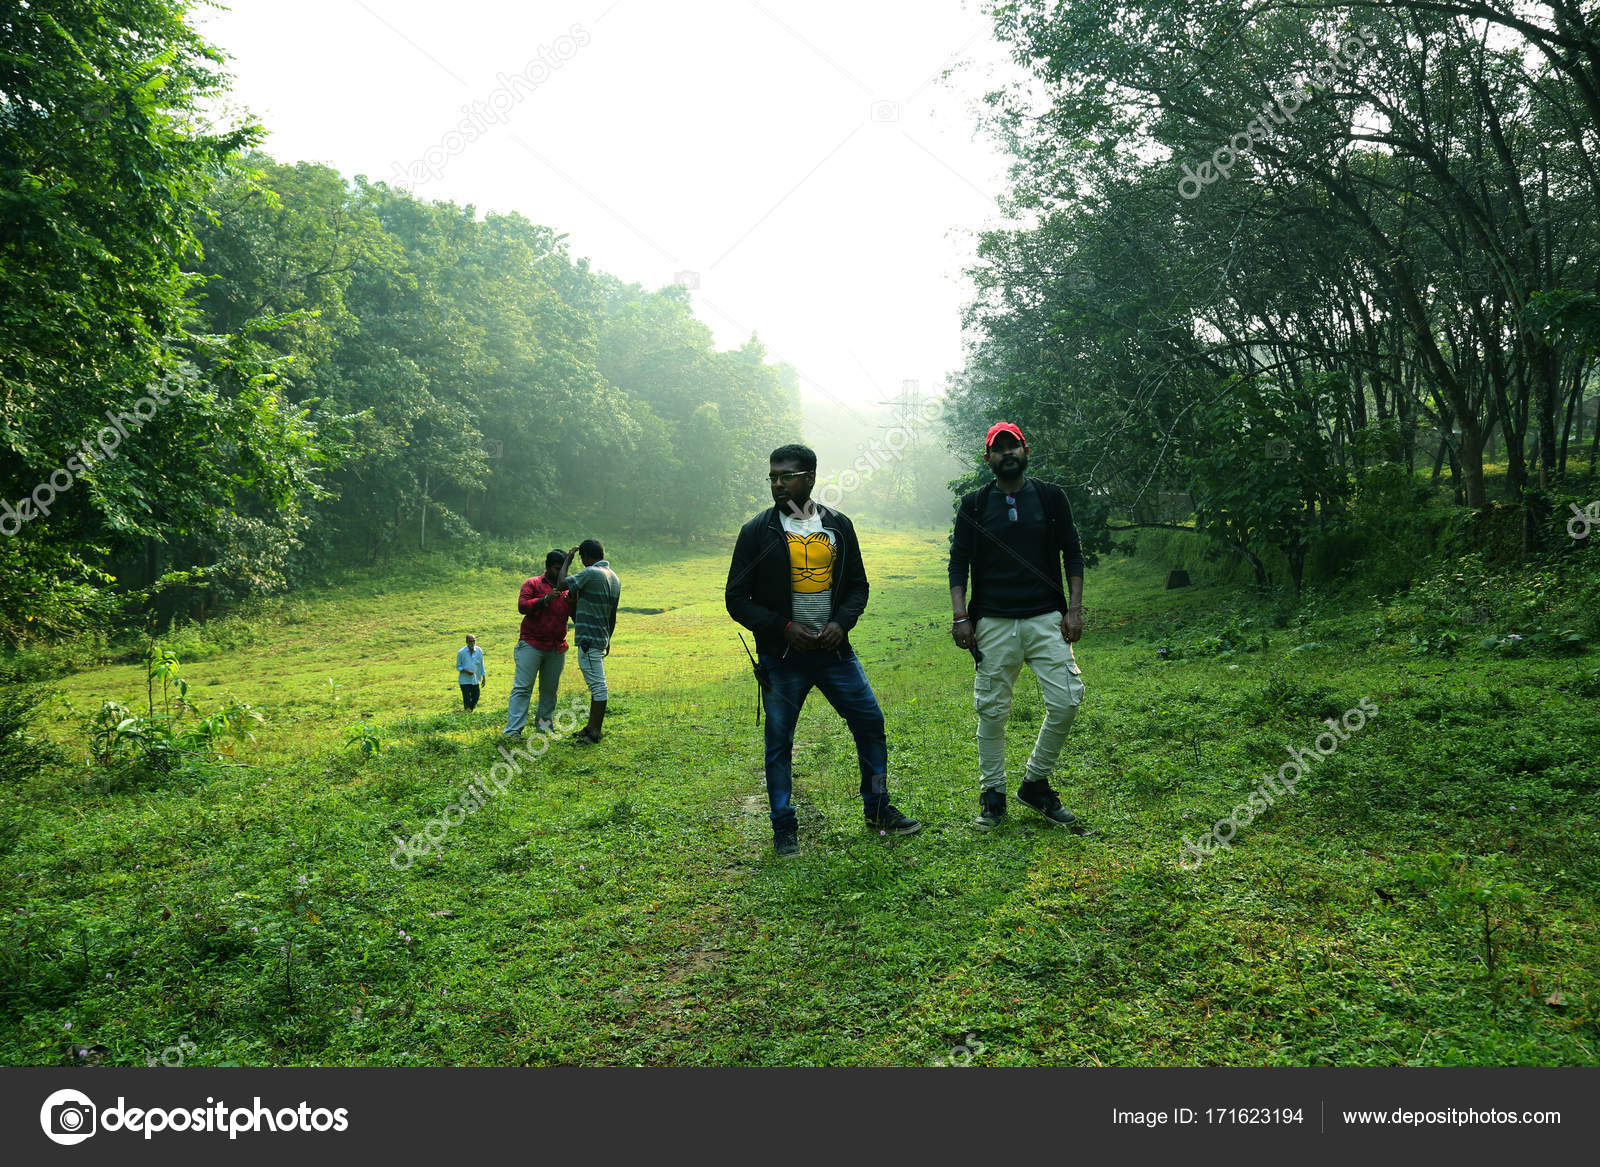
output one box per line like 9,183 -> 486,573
505,640 -> 566,735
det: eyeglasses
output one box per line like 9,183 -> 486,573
767,471 -> 810,485
1005,493 -> 1018,522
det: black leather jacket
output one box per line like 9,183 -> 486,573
724,504 -> 870,657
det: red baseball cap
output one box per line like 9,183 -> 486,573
985,422 -> 1025,448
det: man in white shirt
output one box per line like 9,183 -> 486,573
456,633 -> 486,711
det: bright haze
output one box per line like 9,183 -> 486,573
194,0 -> 1025,426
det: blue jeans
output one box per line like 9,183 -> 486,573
759,649 -> 890,831
505,641 -> 565,736
575,643 -> 608,701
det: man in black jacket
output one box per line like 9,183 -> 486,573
725,443 -> 921,856
948,422 -> 1093,834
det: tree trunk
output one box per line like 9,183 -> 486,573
419,471 -> 429,552
1458,424 -> 1487,507
1587,399 -> 1600,482
1557,363 -> 1583,477
1234,542 -> 1268,589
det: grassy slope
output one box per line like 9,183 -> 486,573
2,530 -> 1597,1066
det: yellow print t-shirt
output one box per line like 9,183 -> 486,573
780,509 -> 835,631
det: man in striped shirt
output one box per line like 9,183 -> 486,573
561,538 -> 620,744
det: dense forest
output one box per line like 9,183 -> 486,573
0,3 -> 812,644
946,0 -> 1599,589
5,0 -> 1599,650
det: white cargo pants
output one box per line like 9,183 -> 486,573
973,612 -> 1085,791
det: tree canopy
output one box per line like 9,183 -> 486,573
948,0 -> 1600,586
0,2 -> 802,643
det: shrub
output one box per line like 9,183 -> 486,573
85,649 -> 263,784
1374,553 -> 1594,658
1307,462 -> 1450,592
0,686 -> 62,781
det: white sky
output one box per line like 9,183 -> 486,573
193,0 -> 1027,422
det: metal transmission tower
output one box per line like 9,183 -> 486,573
875,380 -> 923,509
879,380 -> 923,444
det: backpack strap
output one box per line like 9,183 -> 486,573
956,482 -> 994,538
958,482 -> 995,619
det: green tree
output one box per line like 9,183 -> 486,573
0,1 -> 330,639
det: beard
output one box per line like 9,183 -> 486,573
991,451 -> 1027,479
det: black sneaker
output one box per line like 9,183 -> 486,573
973,788 -> 1007,830
1016,780 -> 1094,834
867,806 -> 922,836
774,827 -> 799,857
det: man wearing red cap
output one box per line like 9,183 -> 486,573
947,422 -> 1092,834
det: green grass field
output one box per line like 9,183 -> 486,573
3,529 -> 1597,1066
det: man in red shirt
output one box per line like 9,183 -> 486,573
504,549 -> 574,737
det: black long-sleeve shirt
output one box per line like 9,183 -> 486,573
948,478 -> 1084,621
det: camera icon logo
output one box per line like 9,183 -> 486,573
870,100 -> 901,122
930,1032 -> 986,1066
40,1088 -> 97,1145
1265,437 -> 1291,461
673,270 -> 700,290
1568,500 -> 1600,541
